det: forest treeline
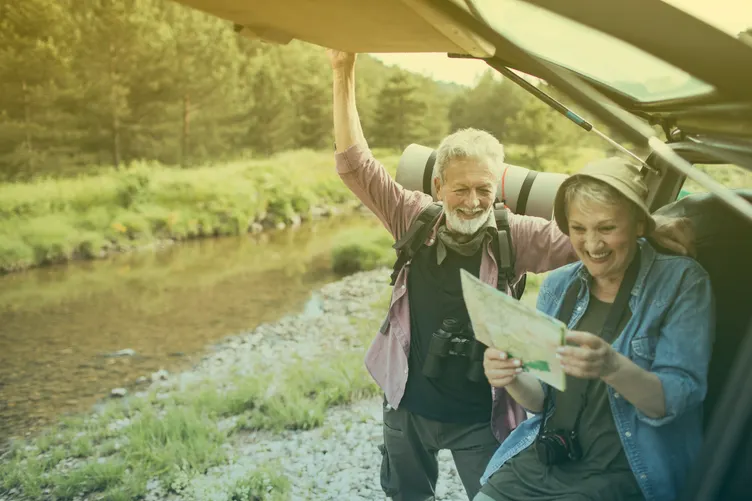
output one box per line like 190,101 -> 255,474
0,0 -> 602,181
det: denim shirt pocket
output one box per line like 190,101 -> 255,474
630,335 -> 657,369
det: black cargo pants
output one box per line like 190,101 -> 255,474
379,400 -> 500,501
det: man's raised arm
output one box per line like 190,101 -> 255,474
326,49 -> 431,241
329,50 -> 368,153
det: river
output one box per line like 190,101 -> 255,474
0,213 -> 386,445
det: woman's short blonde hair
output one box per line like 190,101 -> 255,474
563,176 -> 644,226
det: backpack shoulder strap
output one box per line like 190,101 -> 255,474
390,202 -> 443,285
491,203 -> 520,297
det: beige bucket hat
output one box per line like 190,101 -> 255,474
554,157 -> 656,236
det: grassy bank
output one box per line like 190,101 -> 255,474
0,149 -> 400,274
0,290 -> 390,500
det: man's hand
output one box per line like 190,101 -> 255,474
557,331 -> 619,379
327,49 -> 356,72
483,348 -> 522,388
650,215 -> 696,257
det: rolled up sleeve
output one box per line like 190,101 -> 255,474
637,271 -> 715,427
335,144 -> 431,240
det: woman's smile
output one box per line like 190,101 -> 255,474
586,249 -> 612,263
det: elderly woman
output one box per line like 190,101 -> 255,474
475,158 -> 715,501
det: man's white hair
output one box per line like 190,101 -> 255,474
434,128 -> 505,183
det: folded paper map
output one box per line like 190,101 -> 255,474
460,269 -> 567,391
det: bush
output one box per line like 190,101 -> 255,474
0,236 -> 35,271
17,216 -> 80,264
331,228 -> 394,274
75,231 -> 109,259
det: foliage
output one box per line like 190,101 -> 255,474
0,0 -> 601,180
0,151 -> 400,273
331,227 -> 395,274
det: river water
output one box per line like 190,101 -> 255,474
0,214 -> 386,445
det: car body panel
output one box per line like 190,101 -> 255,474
173,0 -> 495,56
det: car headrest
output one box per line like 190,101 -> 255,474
651,189 -> 752,425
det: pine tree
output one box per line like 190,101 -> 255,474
0,0 -> 76,178
373,72 -> 428,150
293,56 -> 333,149
246,56 -> 294,155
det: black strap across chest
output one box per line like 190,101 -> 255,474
390,202 -> 520,298
537,249 -> 642,434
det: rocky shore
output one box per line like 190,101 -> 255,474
1,269 -> 469,501
154,268 -> 469,501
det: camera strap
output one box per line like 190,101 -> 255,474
536,249 -> 641,440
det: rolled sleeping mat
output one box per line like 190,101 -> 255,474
396,144 -> 568,220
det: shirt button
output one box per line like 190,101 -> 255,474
401,284 -> 406,289
625,431 -> 632,438
640,474 -> 647,480
404,368 -> 408,374
614,392 -> 621,399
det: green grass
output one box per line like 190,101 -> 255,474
170,462 -> 291,501
0,143 -> 613,275
0,149 -> 401,273
0,290 -> 390,500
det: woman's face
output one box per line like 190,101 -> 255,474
567,198 -> 644,282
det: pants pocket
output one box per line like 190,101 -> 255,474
378,442 -> 400,497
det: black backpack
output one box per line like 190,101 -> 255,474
389,202 -> 525,299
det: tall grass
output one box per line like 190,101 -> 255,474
0,149 -> 401,273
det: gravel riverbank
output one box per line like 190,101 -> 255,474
158,268 -> 468,501
167,398 -> 467,501
1,268 -> 470,501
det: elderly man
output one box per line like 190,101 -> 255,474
328,50 -> 692,501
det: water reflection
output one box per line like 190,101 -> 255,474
0,214 -> 386,443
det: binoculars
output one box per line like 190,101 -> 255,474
422,317 -> 487,383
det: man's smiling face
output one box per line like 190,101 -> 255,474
435,157 -> 498,235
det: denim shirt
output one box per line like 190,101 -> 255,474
481,240 -> 715,501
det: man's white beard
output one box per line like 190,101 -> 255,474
445,207 -> 491,235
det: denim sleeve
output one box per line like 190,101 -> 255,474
637,272 -> 715,427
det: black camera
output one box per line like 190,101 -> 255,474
535,429 -> 583,465
422,318 -> 486,382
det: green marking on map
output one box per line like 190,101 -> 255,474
523,360 -> 550,372
506,352 -> 551,373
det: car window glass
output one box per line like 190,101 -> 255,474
679,164 -> 752,198
472,0 -> 715,102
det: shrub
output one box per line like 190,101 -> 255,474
331,228 -> 394,275
0,236 -> 35,271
